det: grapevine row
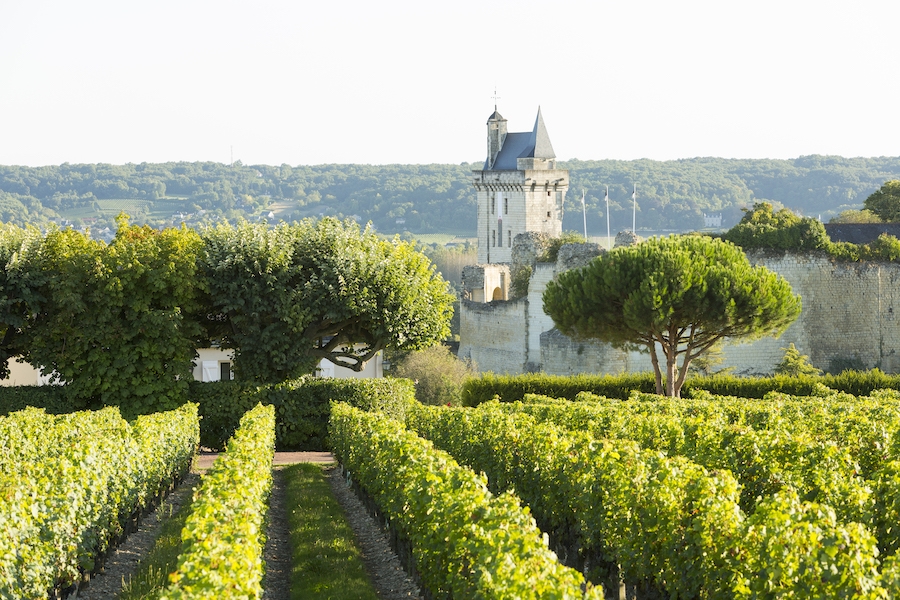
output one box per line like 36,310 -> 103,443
0,403 -> 199,599
502,389 -> 900,552
407,402 -> 899,599
155,402 -> 276,600
329,403 -> 602,600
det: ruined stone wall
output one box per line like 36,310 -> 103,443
457,297 -> 529,373
459,245 -> 900,377
721,251 -> 900,374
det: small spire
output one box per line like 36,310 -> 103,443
492,86 -> 500,111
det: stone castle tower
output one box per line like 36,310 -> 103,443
473,107 -> 569,264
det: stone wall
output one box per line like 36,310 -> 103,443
721,251 -> 900,375
459,244 -> 900,376
458,297 -> 529,373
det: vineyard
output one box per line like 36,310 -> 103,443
0,401 -> 275,600
333,386 -> 900,599
4,379 -> 900,598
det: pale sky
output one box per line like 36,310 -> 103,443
1,0 -> 898,167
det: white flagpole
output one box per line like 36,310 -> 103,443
605,185 -> 610,251
632,184 -> 637,233
581,189 -> 587,239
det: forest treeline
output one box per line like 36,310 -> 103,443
2,155 -> 900,235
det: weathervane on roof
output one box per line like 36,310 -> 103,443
492,86 -> 500,111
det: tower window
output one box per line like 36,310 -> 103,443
504,197 -> 508,214
492,230 -> 496,247
508,231 -> 511,247
491,196 -> 495,214
547,211 -> 551,218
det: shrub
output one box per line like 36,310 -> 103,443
774,343 -> 822,377
393,344 -> 475,406
538,231 -> 586,263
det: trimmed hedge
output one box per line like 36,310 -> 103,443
188,375 -> 416,451
0,376 -> 415,452
461,370 -> 900,406
0,384 -> 81,416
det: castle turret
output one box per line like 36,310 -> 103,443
473,106 -> 568,264
487,108 -> 507,170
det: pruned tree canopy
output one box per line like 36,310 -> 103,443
542,235 -> 802,397
199,218 -> 454,383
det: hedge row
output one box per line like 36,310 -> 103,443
461,370 -> 900,406
0,403 -> 199,599
329,403 -> 602,600
0,375 -> 416,451
408,403 -> 892,599
156,402 -> 276,600
188,376 -> 415,450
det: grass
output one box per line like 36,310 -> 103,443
119,489 -> 195,600
118,462 -> 380,599
285,463 -> 379,600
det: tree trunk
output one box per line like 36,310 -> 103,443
648,343 -> 664,395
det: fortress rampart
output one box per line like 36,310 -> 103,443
458,246 -> 900,376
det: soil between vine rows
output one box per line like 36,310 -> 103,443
71,453 -> 422,600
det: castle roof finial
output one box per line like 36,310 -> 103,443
492,86 -> 500,112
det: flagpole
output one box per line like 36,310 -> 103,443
632,184 -> 637,233
605,185 -> 610,251
581,189 -> 587,239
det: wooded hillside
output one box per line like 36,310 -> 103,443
2,156 -> 899,236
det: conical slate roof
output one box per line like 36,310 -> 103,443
486,107 -> 556,170
531,107 -> 556,159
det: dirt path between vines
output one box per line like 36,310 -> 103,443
74,451 -> 422,600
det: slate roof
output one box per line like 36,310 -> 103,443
824,223 -> 900,245
485,107 -> 556,171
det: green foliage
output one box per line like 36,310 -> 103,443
187,376 -> 416,450
543,234 -> 801,397
510,264 -> 532,298
461,372 -> 657,406
4,217 -> 203,415
0,384 -> 78,415
864,180 -> 900,222
284,463 -> 380,600
775,343 -> 822,377
723,202 -> 831,251
157,403 -> 275,599
0,224 -> 44,378
408,397 -> 895,598
737,491 -> 883,598
199,218 -> 454,383
460,370 -> 900,406
0,404 -> 199,598
392,344 -> 476,406
329,403 -> 602,599
538,231 -> 586,263
829,208 -> 882,223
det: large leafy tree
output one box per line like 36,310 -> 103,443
543,235 -> 801,397
16,216 -> 203,413
0,223 -> 44,378
863,180 -> 900,222
723,202 -> 830,251
199,218 -> 454,383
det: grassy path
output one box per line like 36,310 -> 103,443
116,458 -> 398,599
284,463 -> 380,599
